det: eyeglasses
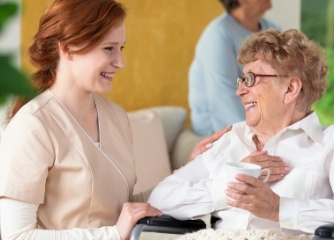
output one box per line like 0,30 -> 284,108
236,72 -> 288,88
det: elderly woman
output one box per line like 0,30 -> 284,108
148,28 -> 333,235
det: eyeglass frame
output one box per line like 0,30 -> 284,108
236,72 -> 288,88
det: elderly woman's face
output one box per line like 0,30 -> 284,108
236,59 -> 289,130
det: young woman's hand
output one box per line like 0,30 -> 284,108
189,126 -> 232,161
116,202 -> 161,240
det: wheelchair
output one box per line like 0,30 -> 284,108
130,215 -> 334,240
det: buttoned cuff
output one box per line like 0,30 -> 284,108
211,177 -> 229,210
279,197 -> 300,230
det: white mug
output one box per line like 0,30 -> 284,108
225,161 -> 270,182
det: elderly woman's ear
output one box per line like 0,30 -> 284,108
284,76 -> 303,104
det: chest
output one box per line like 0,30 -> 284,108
208,136 -> 333,199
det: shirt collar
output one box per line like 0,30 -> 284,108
237,112 -> 324,146
286,111 -> 324,145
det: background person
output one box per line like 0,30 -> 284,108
188,0 -> 280,136
149,28 -> 333,235
0,1 -> 161,239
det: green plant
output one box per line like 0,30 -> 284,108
312,47 -> 334,125
0,2 -> 36,105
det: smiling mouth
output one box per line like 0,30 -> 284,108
101,72 -> 114,81
244,102 -> 257,110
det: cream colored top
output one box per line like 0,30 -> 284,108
0,90 -> 137,237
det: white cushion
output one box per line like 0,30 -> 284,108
171,128 -> 203,170
127,108 -> 172,194
149,106 -> 187,153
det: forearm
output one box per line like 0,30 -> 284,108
0,198 -> 121,240
147,158 -> 221,220
148,174 -> 216,220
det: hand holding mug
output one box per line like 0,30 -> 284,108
224,161 -> 280,221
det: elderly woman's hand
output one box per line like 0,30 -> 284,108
225,174 -> 280,222
189,126 -> 232,161
241,151 -> 289,182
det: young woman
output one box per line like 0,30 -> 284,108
0,1 -> 161,239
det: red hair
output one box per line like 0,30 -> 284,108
7,0 -> 126,121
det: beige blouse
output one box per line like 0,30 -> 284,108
0,90 -> 137,230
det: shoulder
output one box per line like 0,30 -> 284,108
200,13 -> 235,38
18,90 -> 55,116
196,13 -> 239,52
0,94 -> 55,164
6,91 -> 55,131
322,124 -> 334,141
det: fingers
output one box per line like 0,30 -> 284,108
263,162 -> 290,182
234,174 -> 260,188
225,181 -> 255,207
123,202 -> 162,220
265,173 -> 286,182
189,126 -> 232,161
225,179 -> 280,221
242,152 -> 290,182
245,154 -> 283,165
242,151 -> 268,164
248,151 -> 268,157
116,202 -> 162,240
211,125 -> 232,140
257,155 -> 283,163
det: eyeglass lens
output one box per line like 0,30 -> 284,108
237,73 -> 255,88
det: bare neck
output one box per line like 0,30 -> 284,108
252,110 -> 308,147
49,84 -> 96,118
230,8 -> 261,32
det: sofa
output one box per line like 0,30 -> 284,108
127,106 -> 202,194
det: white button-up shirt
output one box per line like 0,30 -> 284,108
148,112 -> 334,235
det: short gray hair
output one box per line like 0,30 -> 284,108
238,28 -> 328,113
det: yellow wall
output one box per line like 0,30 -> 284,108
21,0 -> 223,125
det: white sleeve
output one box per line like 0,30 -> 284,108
0,198 -> 121,240
279,156 -> 334,233
148,155 -> 227,220
279,197 -> 334,233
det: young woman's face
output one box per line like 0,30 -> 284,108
67,23 -> 126,94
